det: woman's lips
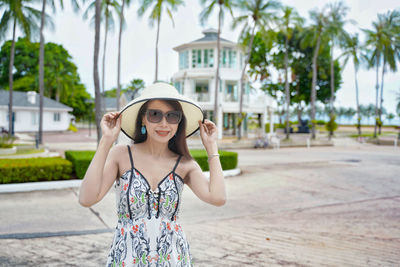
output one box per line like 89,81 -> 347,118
156,130 -> 169,136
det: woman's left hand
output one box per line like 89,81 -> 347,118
198,119 -> 218,149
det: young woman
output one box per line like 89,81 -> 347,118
78,83 -> 226,266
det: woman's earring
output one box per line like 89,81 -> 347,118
141,125 -> 146,135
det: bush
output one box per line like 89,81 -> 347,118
65,150 -> 95,179
325,115 -> 338,133
68,123 -> 78,132
0,134 -> 16,148
190,149 -> 238,172
65,149 -> 239,177
0,157 -> 72,184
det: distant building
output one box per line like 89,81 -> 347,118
0,90 -> 73,132
172,28 -> 273,138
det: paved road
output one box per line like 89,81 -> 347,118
0,140 -> 399,266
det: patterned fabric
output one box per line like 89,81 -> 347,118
106,147 -> 192,267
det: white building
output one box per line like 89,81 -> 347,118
0,90 -> 73,133
172,29 -> 273,138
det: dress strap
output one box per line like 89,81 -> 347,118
127,145 -> 134,170
172,155 -> 182,173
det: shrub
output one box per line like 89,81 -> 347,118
189,149 -> 238,172
65,149 -> 239,177
325,115 -> 338,133
68,123 -> 78,132
65,150 -> 95,179
0,134 -> 16,148
0,157 -> 72,184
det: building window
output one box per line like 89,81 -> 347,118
54,112 -> 60,122
174,81 -> 183,94
224,81 -> 238,102
192,49 -> 214,68
179,51 -> 188,70
204,49 -> 214,68
194,80 -> 209,102
220,48 -> 237,68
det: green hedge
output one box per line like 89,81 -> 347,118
189,149 -> 238,172
0,157 -> 72,184
65,150 -> 95,179
65,149 -> 238,178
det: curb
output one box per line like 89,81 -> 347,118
0,168 -> 241,194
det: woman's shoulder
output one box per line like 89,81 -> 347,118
178,155 -> 200,174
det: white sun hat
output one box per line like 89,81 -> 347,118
119,82 -> 204,139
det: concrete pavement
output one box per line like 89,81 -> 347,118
0,139 -> 399,266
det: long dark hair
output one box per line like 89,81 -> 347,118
132,100 -> 192,159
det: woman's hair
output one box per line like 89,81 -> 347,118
132,100 -> 192,159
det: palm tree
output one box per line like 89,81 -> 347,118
325,1 -> 350,139
341,33 -> 365,136
232,0 -> 281,140
38,0 -> 81,144
199,0 -> 234,137
116,0 -> 133,111
84,0 -> 120,95
301,7 -> 329,139
138,0 -> 184,83
363,13 -> 390,138
275,5 -> 303,139
93,0 -> 102,144
0,0 -> 41,137
377,10 -> 400,134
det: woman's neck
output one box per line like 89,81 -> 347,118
139,139 -> 171,159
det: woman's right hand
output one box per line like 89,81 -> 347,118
100,112 -> 122,141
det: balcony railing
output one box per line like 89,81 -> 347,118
193,93 -> 210,102
224,93 -> 238,102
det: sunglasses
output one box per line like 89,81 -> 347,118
146,109 -> 182,124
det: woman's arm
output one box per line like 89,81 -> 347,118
78,112 -> 121,207
185,120 -> 226,206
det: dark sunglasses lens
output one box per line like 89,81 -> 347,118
147,110 -> 162,123
166,111 -> 181,124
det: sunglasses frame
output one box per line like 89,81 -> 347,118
146,109 -> 183,124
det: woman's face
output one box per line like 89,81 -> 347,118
142,100 -> 180,142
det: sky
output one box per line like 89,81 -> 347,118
9,0 -> 400,118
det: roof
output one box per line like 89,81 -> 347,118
173,28 -> 235,51
0,90 -> 72,110
190,28 -> 234,44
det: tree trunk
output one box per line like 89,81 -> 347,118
310,34 -> 321,139
8,19 -> 17,137
329,40 -> 335,140
154,16 -> 160,82
373,53 -> 380,138
238,24 -> 256,140
284,35 -> 290,139
378,60 -> 385,135
102,15 -> 109,96
354,64 -> 361,136
39,0 -> 47,144
116,0 -> 125,111
296,81 -> 302,123
94,0 -> 102,145
214,5 -> 221,134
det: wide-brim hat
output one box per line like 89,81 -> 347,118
119,82 -> 204,139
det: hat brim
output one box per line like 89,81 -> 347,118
120,97 -> 204,140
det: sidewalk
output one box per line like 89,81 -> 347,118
0,143 -> 399,266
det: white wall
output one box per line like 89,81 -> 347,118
0,107 -> 71,132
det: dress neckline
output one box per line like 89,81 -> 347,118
119,168 -> 184,193
134,167 -> 174,193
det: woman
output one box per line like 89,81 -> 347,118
79,82 -> 226,266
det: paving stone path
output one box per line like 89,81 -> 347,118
0,143 -> 399,266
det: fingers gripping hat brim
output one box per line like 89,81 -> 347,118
119,83 -> 204,139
